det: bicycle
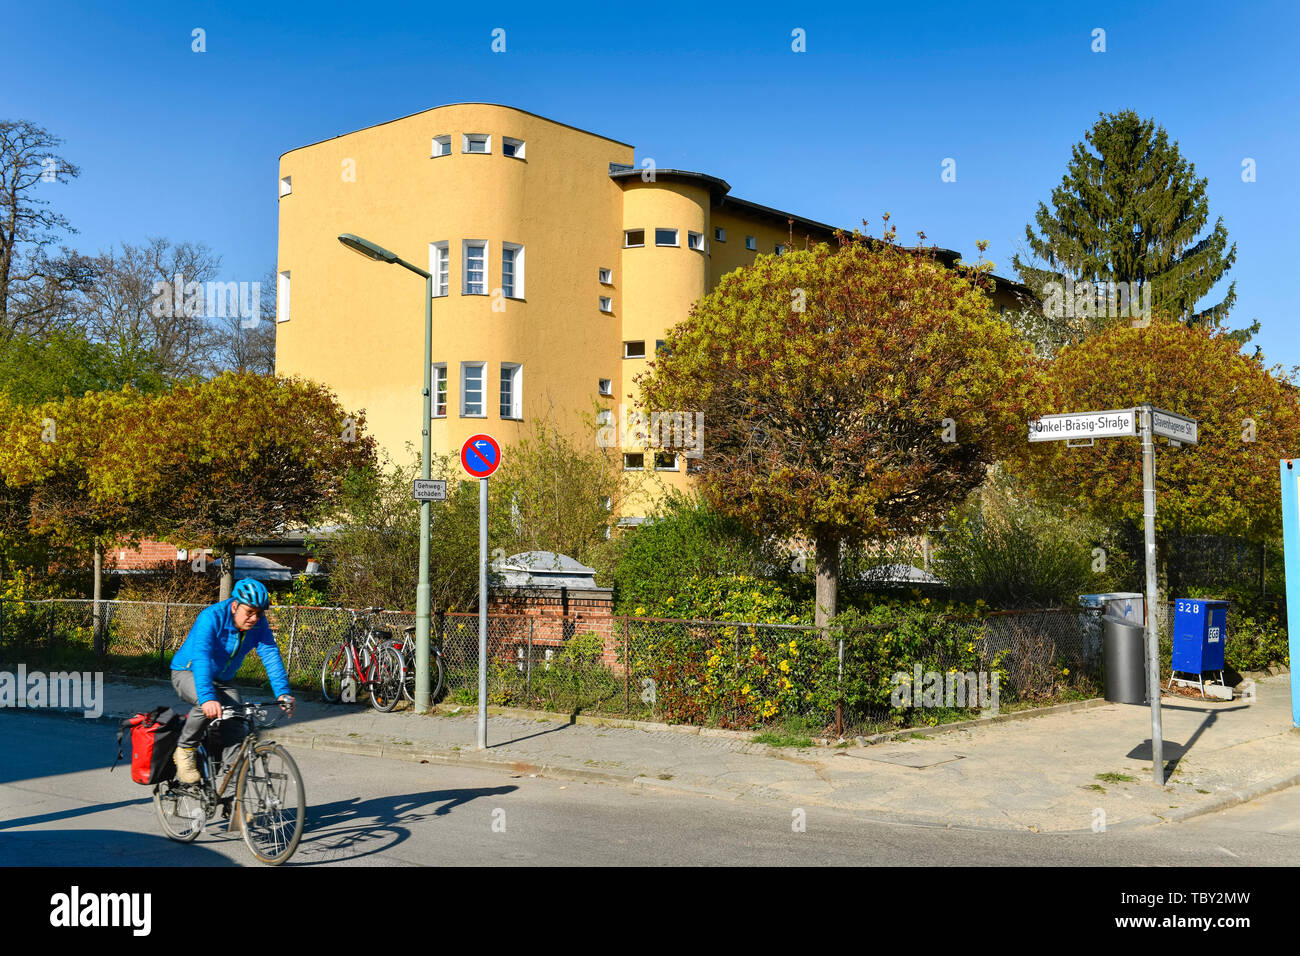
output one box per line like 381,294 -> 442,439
387,624 -> 445,704
153,701 -> 305,865
320,607 -> 405,712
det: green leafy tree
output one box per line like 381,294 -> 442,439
1014,111 -> 1248,342
0,329 -> 165,403
1013,314 -> 1300,556
92,372 -> 377,599
640,230 -> 1040,625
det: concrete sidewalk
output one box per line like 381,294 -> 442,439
17,671 -> 1300,833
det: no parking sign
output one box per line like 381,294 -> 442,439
461,434 -> 501,478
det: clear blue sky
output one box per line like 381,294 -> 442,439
4,0 -> 1296,363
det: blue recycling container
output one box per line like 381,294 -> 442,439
1171,599 -> 1228,673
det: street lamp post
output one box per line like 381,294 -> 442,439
338,233 -> 434,714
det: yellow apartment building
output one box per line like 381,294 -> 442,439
275,103 -> 1031,523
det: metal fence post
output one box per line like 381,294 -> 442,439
526,617 -> 533,697
286,605 -> 299,678
623,618 -> 630,714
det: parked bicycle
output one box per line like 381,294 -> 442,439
320,607 -> 405,712
153,701 -> 305,865
387,624 -> 445,704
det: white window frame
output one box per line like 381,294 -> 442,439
502,137 -> 526,159
653,452 -> 678,472
277,270 -> 290,323
430,242 -> 450,297
460,362 -> 487,417
598,378 -> 613,396
745,235 -> 757,251
499,363 -> 522,419
655,228 -> 679,247
599,267 -> 612,284
687,231 -> 704,251
623,453 -> 645,471
623,341 -> 646,359
463,133 -> 491,154
279,176 -> 292,197
624,229 -> 645,248
432,363 -> 448,417
501,242 -> 524,299
714,226 -> 726,242
599,296 -> 613,313
432,135 -> 452,157
463,240 -> 488,295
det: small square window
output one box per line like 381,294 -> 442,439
653,452 -> 677,471
687,231 -> 704,251
624,229 -> 645,248
655,228 -> 678,247
623,453 -> 645,471
432,135 -> 452,157
623,341 -> 646,359
502,137 -> 525,159
599,296 -> 613,313
714,227 -> 726,242
463,133 -> 491,154
279,176 -> 292,197
655,339 -> 668,355
745,235 -> 757,251
775,243 -> 788,255
598,378 -> 613,396
599,268 -> 612,284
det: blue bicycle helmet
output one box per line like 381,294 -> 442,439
231,578 -> 271,610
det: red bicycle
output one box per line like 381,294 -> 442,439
320,608 -> 405,712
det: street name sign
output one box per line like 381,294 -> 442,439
1151,408 -> 1198,445
412,479 -> 447,501
1027,408 -> 1138,442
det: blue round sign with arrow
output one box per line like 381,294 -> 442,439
461,434 -> 502,478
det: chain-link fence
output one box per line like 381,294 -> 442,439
0,597 -> 1251,732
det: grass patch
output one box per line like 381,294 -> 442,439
1095,771 -> 1137,784
1084,783 -> 1106,792
753,731 -> 813,748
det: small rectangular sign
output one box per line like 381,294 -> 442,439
1151,408 -> 1198,445
1028,408 -> 1137,442
412,479 -> 447,501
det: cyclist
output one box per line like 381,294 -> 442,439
170,578 -> 295,784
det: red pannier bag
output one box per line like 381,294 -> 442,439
113,706 -> 182,785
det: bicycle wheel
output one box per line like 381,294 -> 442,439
236,742 -> 305,865
432,647 -> 445,703
154,780 -> 204,842
320,641 -> 352,703
368,644 -> 404,713
394,642 -> 443,704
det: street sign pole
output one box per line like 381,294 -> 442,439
478,474 -> 488,750
1140,404 -> 1164,785
415,274 -> 433,715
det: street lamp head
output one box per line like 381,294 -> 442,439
338,233 -> 399,264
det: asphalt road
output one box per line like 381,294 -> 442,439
3,710 -> 1298,867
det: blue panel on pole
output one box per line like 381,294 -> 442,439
1171,599 -> 1227,673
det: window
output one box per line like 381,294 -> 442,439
687,231 -> 704,251
277,271 -> 290,322
654,452 -> 678,471
432,364 -> 447,417
623,341 -> 646,359
624,229 -> 645,248
745,235 -> 757,251
687,457 -> 703,474
599,268 -> 612,284
432,135 -> 452,157
500,363 -> 522,419
600,496 -> 611,510
502,137 -> 525,159
775,243 -> 788,255
655,339 -> 668,355
463,133 -> 491,154
279,176 -> 292,197
430,242 -> 449,297
461,363 -> 486,416
623,453 -> 645,470
655,228 -> 678,247
714,227 -> 726,242
599,296 -> 612,313
501,243 -> 523,298
598,378 -> 613,396
596,409 -> 613,426
463,241 -> 487,294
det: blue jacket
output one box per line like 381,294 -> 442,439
171,599 -> 291,704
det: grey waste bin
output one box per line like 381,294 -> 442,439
1102,614 -> 1147,704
